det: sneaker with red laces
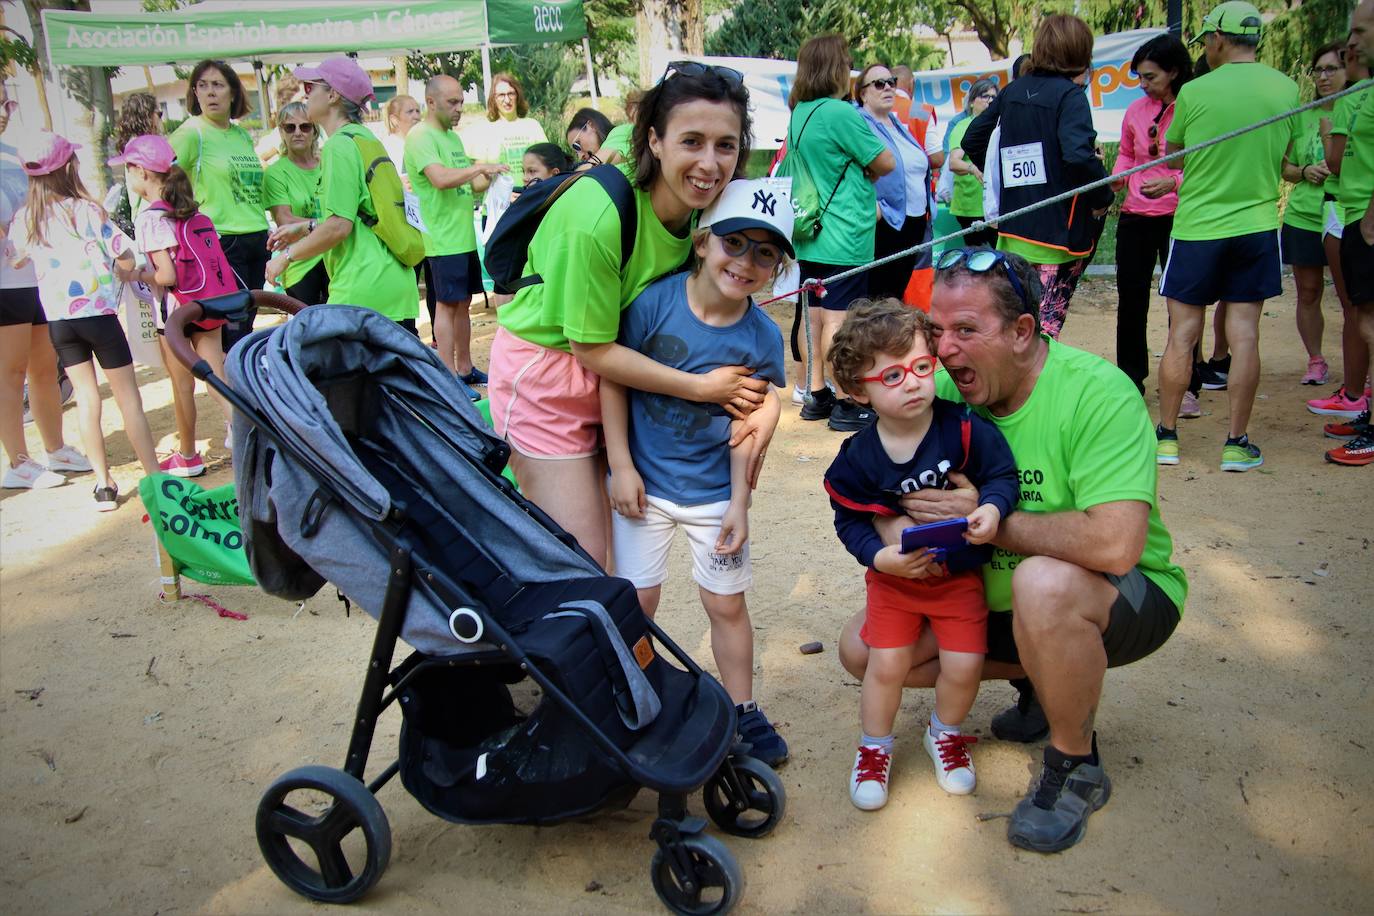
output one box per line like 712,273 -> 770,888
1325,410 -> 1371,441
1301,356 -> 1330,386
1326,429 -> 1374,466
849,744 -> 893,810
159,451 -> 205,478
924,729 -> 979,795
1307,386 -> 1369,418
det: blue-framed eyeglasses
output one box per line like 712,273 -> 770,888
935,247 -> 1031,312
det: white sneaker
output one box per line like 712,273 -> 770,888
2,458 -> 66,489
924,728 -> 978,795
45,445 -> 93,473
792,379 -> 837,406
849,744 -> 893,810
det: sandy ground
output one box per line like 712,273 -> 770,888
1,280 -> 1371,915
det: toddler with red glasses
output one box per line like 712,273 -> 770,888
823,298 -> 1019,809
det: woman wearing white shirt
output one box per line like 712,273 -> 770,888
855,64 -> 945,300
381,94 -> 422,177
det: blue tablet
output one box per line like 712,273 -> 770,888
900,518 -> 969,555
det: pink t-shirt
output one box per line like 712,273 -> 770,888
1112,96 -> 1183,218
11,199 -> 133,321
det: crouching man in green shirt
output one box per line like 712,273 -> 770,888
265,56 -> 418,327
837,248 -> 1188,854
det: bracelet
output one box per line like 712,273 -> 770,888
307,219 -> 316,233
283,246 -> 293,263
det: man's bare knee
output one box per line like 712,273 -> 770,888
1011,557 -> 1087,626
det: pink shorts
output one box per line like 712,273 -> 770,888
488,325 -> 602,459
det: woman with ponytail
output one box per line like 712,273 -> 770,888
113,133 -> 232,479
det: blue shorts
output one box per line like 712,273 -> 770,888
1159,229 -> 1282,305
425,251 -> 485,303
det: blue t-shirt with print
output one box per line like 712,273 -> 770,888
621,272 -> 787,506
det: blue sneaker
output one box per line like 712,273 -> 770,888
737,702 -> 788,768
460,365 -> 489,386
1008,738 -> 1112,853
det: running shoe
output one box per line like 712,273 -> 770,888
1179,391 -> 1202,419
1155,425 -> 1179,466
460,365 -> 489,386
45,445 -> 92,473
800,387 -> 837,421
159,451 -> 206,478
1007,739 -> 1111,853
849,744 -> 893,811
1324,410 -> 1370,441
93,482 -> 119,512
1198,356 -> 1230,390
1301,356 -> 1330,386
1307,385 -> 1369,419
2,458 -> 65,489
990,677 -> 1049,742
792,379 -> 836,406
924,729 -> 978,795
736,702 -> 789,768
1326,429 -> 1374,466
827,398 -> 876,432
1220,435 -> 1263,472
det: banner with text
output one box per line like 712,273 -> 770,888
486,0 -> 587,45
139,474 -> 254,588
653,28 -> 1167,149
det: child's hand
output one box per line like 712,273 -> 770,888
873,544 -> 944,580
608,465 -> 647,519
113,260 -> 137,282
964,504 -> 1001,545
715,501 -> 748,555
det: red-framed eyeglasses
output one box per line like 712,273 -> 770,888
859,356 -> 939,388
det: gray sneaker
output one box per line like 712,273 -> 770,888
990,678 -> 1049,743
1008,740 -> 1111,853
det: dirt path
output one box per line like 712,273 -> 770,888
2,284 -> 1370,914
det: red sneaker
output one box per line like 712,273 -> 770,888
1325,410 -> 1371,441
1326,430 -> 1374,466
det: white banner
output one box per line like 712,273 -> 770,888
652,28 -> 1166,148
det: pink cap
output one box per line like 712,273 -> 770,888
294,57 -> 376,106
18,132 -> 81,176
108,133 -> 176,172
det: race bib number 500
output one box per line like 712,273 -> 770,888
1000,142 -> 1047,188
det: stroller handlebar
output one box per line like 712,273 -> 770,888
164,290 -> 309,380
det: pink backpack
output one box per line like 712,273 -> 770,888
149,202 -> 241,305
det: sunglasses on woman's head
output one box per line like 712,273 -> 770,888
661,60 -> 744,86
934,247 -> 1031,312
281,122 -> 315,134
863,77 -> 898,90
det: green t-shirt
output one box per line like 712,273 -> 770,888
1166,62 -> 1298,241
1334,82 -> 1374,225
1326,87 -> 1368,224
1282,108 -> 1327,233
934,339 -> 1188,615
789,98 -> 887,266
997,233 -> 1077,265
262,157 -> 324,289
317,124 -> 418,320
948,118 -> 984,219
404,122 -> 477,257
601,123 -> 633,160
498,167 -> 693,351
168,116 -> 268,235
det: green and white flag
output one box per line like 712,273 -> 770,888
140,474 -> 255,587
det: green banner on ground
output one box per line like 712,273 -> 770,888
139,473 -> 255,587
485,0 -> 586,45
44,2 -> 488,66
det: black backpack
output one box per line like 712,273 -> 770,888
484,164 -> 638,295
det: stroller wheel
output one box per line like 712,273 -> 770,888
256,765 -> 392,904
650,833 -> 744,916
703,755 -> 787,839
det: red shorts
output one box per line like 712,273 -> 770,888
860,567 -> 988,654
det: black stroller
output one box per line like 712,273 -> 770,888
164,292 -> 785,915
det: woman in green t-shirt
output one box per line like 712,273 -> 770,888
169,60 -> 269,351
947,79 -> 999,248
262,103 -> 328,306
487,66 -> 779,567
1281,43 -> 1347,386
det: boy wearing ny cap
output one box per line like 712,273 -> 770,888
602,178 -> 791,767
266,57 -> 417,327
1154,1 -> 1299,472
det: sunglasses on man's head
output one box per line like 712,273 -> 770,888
281,122 -> 315,134
934,247 -> 1031,312
863,77 -> 898,90
661,60 -> 744,86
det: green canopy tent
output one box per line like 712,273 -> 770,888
42,0 -> 594,119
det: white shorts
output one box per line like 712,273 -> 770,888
611,494 -> 752,595
1324,201 -> 1344,240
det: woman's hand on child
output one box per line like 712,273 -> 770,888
873,544 -> 943,580
716,502 -> 748,555
608,465 -> 647,519
900,471 -> 980,524
963,503 -> 1001,545
698,366 -> 768,419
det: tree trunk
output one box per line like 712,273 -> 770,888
19,0 -> 55,129
636,0 -> 704,88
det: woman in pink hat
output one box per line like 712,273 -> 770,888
8,133 -> 159,510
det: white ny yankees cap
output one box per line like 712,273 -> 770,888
699,178 -> 796,258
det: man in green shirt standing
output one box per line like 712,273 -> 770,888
265,57 -> 417,326
1326,0 -> 1374,466
1154,2 -> 1298,472
405,75 -> 507,384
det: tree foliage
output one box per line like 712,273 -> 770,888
708,0 -> 946,69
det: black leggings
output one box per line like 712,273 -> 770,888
870,214 -> 927,301
219,230 -> 270,352
955,215 -> 999,249
285,260 -> 330,307
1115,213 -> 1203,395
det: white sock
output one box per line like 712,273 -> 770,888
929,711 -> 961,738
861,732 -> 894,752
